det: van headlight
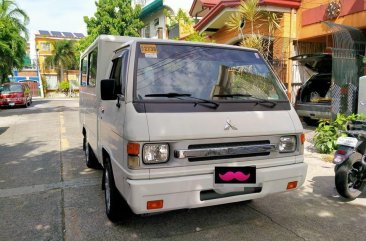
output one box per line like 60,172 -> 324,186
143,144 -> 169,164
279,136 -> 296,153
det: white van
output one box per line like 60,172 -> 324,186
79,35 -> 308,222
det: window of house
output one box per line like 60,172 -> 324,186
153,18 -> 159,26
40,42 -> 51,51
144,25 -> 150,38
88,48 -> 98,87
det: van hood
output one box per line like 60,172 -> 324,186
146,110 -> 299,141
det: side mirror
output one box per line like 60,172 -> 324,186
100,79 -> 116,100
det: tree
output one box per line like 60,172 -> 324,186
185,31 -> 213,43
44,40 -> 78,86
78,0 -> 144,52
225,0 -> 281,61
0,0 -> 29,83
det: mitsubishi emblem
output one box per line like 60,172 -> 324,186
224,119 -> 238,130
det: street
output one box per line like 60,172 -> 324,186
0,99 -> 365,241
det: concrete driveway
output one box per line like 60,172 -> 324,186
0,99 -> 365,241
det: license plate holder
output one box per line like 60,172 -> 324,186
336,136 -> 358,148
9,103 -> 15,106
215,166 -> 256,185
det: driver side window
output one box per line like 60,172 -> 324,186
109,50 -> 129,96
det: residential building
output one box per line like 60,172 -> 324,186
296,0 -> 366,116
35,30 -> 84,92
137,0 -> 194,39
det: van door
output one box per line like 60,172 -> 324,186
98,49 -> 129,167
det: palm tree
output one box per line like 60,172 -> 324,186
0,0 -> 29,38
45,40 -> 78,89
0,0 -> 29,82
225,0 -> 281,60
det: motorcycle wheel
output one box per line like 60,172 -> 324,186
335,152 -> 366,200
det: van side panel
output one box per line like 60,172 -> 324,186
79,35 -> 135,163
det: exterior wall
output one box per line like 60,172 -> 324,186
297,0 -> 366,40
35,37 -> 56,74
141,9 -> 167,39
17,70 -> 38,77
140,0 -> 194,39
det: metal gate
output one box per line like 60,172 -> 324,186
324,21 -> 366,119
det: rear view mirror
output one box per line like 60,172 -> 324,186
100,79 -> 116,100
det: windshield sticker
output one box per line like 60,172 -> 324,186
145,53 -> 157,58
141,44 -> 158,58
141,44 -> 157,54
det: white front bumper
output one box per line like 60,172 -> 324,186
125,163 -> 307,214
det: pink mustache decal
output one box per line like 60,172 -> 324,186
219,171 -> 251,182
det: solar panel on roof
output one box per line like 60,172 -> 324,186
62,32 -> 74,37
51,31 -> 63,37
73,33 -> 85,38
39,30 -> 50,35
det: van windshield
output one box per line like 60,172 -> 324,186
135,44 -> 287,102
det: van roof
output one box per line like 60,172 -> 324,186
115,38 -> 258,53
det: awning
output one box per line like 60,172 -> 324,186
139,0 -> 163,19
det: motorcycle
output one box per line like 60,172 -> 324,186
333,119 -> 366,200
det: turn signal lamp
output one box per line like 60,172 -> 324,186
127,143 -> 140,155
147,200 -> 163,210
127,143 -> 140,169
300,133 -> 305,144
287,181 -> 298,190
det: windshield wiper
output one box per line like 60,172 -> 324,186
213,94 -> 277,108
145,92 -> 219,109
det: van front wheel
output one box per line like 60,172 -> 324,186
104,159 -> 123,222
85,143 -> 99,169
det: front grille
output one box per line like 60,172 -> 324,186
188,140 -> 269,149
187,141 -> 271,162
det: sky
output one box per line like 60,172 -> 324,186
16,0 -> 97,58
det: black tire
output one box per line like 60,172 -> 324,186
104,158 -> 124,222
303,117 -> 318,126
85,142 -> 100,169
335,153 -> 366,200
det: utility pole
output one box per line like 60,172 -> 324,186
36,48 -> 44,98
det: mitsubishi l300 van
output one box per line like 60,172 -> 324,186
79,35 -> 307,222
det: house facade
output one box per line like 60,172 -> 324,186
137,0 -> 194,39
35,30 -> 84,92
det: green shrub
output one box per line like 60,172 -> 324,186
59,81 -> 70,95
313,113 -> 366,154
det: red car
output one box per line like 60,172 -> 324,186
0,82 -> 32,108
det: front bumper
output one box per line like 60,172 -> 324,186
125,162 -> 308,214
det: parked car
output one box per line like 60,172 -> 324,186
0,82 -> 32,108
292,53 -> 332,125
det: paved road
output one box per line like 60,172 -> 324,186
0,99 -> 365,241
